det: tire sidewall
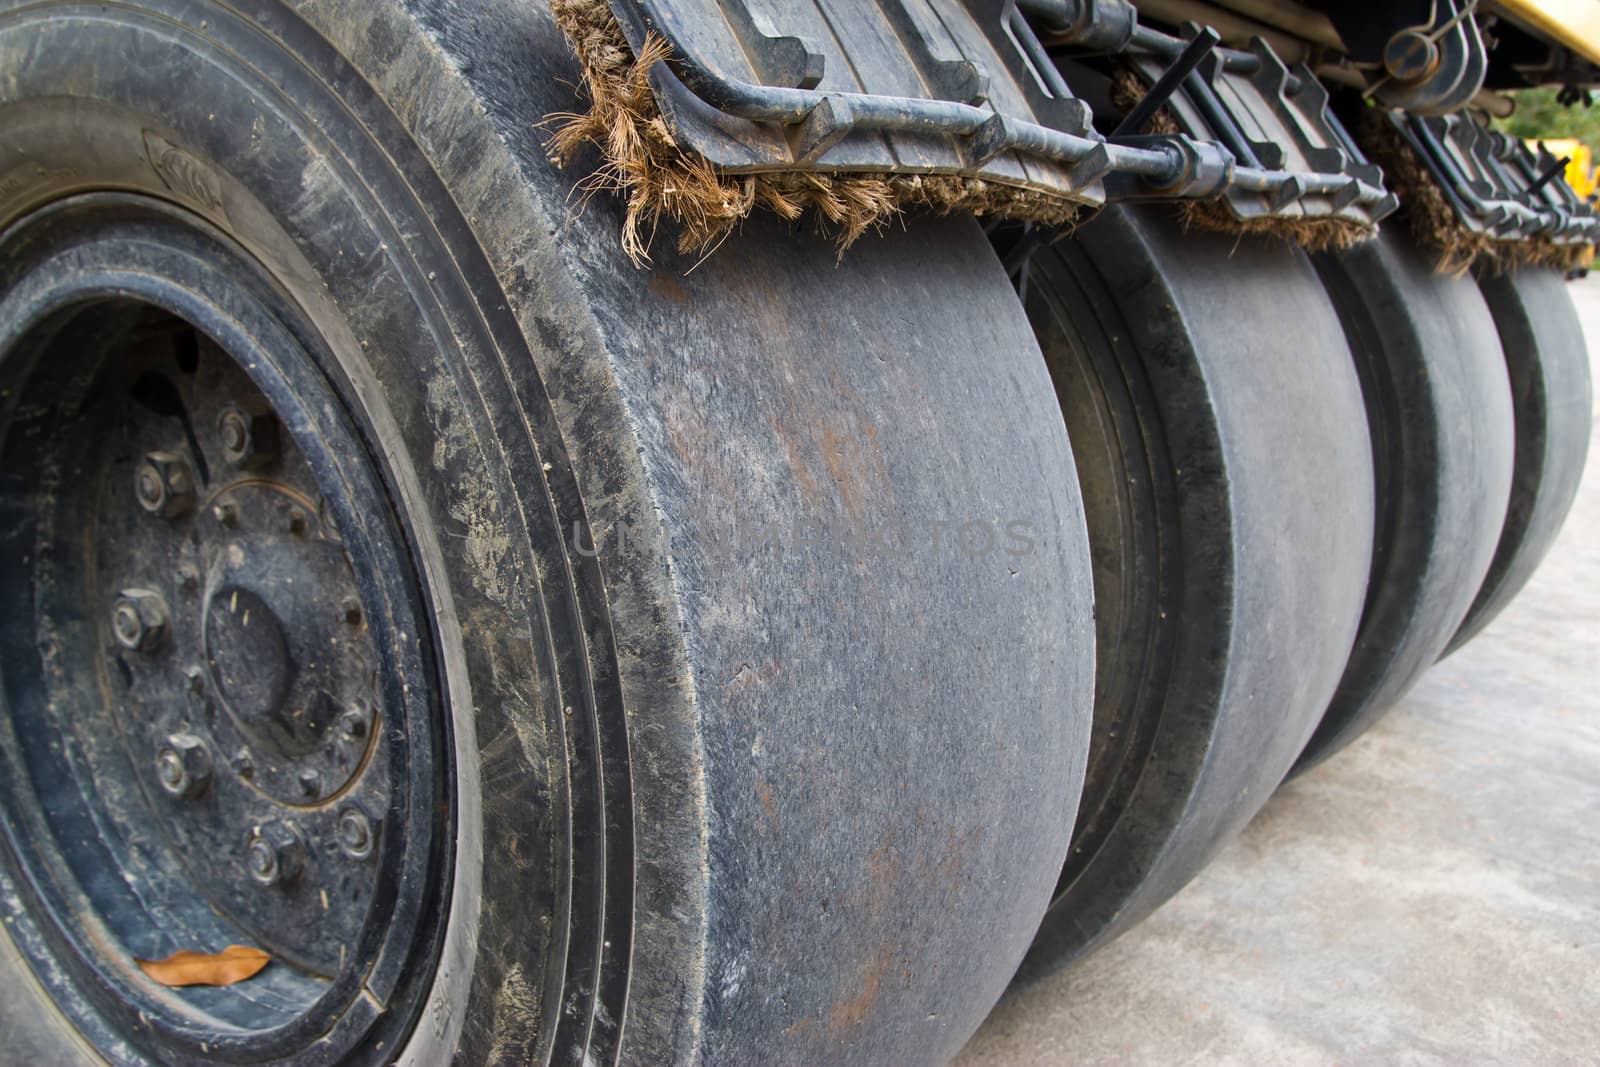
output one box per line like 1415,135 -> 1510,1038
0,2 -> 696,1060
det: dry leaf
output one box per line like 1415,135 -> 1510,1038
135,944 -> 271,987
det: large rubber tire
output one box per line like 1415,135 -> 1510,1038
1443,267 -> 1593,654
1296,233 -> 1515,771
0,3 -> 1095,1064
1007,206 -> 1375,983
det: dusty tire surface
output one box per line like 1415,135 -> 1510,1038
1443,267 -> 1593,654
1008,205 -> 1375,983
1297,233 -> 1515,772
0,1 -> 1096,1063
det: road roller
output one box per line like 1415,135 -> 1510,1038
0,0 -> 1591,1062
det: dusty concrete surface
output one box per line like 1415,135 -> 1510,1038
958,272 -> 1600,1067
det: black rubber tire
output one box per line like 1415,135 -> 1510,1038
0,2 -> 1096,1064
1442,267 -> 1593,654
1296,232 -> 1515,772
1007,205 -> 1375,983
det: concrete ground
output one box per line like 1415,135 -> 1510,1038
957,273 -> 1600,1067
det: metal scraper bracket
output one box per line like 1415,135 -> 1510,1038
1391,111 -> 1600,248
601,0 -> 1396,226
1116,32 -> 1399,227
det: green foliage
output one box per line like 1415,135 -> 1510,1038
1495,87 -> 1600,149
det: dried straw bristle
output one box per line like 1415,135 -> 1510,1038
1356,108 -> 1595,276
1109,68 -> 1373,253
544,0 -> 1078,265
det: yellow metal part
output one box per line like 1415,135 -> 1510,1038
1533,138 -> 1598,199
1491,0 -> 1600,66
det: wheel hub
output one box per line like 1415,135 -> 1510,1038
95,345 -> 392,976
193,485 -> 377,790
0,195 -> 447,1062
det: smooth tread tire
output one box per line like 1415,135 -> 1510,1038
1442,267 -> 1593,654
1007,205 -> 1375,983
1297,232 -> 1516,772
0,2 -> 1097,1063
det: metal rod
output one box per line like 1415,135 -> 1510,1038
1015,0 -> 1073,34
1184,68 -> 1262,167
1009,6 -> 1077,105
1114,27 -> 1220,136
1124,22 -> 1305,94
1129,23 -> 1259,74
1526,157 -> 1571,195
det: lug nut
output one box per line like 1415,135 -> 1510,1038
134,452 -> 196,518
156,733 -> 211,798
135,467 -> 163,510
337,807 -> 375,861
217,407 -> 279,469
111,589 -> 169,653
218,409 -> 248,458
245,822 -> 305,887
111,602 -> 142,648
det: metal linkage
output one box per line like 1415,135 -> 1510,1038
1392,111 -> 1600,246
1116,28 -> 1399,226
600,0 -> 1395,226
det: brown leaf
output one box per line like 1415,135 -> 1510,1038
135,944 -> 271,987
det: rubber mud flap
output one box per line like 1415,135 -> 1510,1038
1297,232 -> 1515,772
1008,204 -> 1375,983
0,1 -> 1094,1063
1443,267 -> 1593,654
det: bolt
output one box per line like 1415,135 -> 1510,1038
1383,29 -> 1440,84
112,602 -> 142,648
133,452 -> 196,518
231,747 -> 255,779
337,807 -> 374,860
219,409 -> 247,455
135,467 -> 163,510
246,837 -> 277,882
298,768 -> 322,799
245,822 -> 305,887
217,407 -> 279,469
156,733 -> 211,798
337,703 -> 369,742
156,750 -> 184,791
110,590 -> 169,653
212,501 -> 239,527
184,666 -> 206,695
177,564 -> 201,594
